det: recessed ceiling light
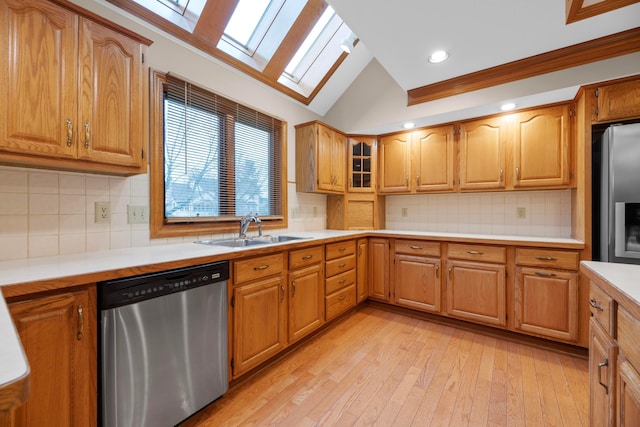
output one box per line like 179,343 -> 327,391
500,102 -> 517,111
428,50 -> 449,63
403,122 -> 415,129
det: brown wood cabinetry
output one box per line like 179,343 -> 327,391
446,244 -> 507,326
590,318 -> 617,427
356,238 -> 368,303
348,136 -> 376,192
231,253 -> 286,377
458,116 -> 508,191
514,248 -> 579,342
3,286 -> 96,426
295,121 -> 346,194
0,0 -> 149,175
324,240 -> 357,320
288,246 -> 324,343
513,105 -> 571,188
393,240 -> 442,313
593,79 -> 640,122
326,193 -> 385,230
368,238 -> 390,301
617,307 -> 640,427
378,125 -> 455,194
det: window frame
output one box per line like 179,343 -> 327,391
149,71 -> 288,239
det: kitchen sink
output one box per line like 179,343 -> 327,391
196,235 -> 309,248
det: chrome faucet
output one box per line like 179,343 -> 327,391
239,213 -> 262,238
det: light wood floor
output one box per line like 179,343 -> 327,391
181,306 -> 589,427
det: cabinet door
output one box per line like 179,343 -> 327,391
459,117 -> 507,191
356,238 -> 368,302
514,267 -> 578,342
289,264 -> 324,343
331,130 -> 346,192
394,254 -> 441,313
7,287 -> 95,426
446,260 -> 506,326
514,105 -> 570,188
590,319 -> 617,427
596,79 -> 640,122
349,137 -> 375,192
78,18 -> 144,168
368,238 -> 390,301
0,0 -> 78,159
414,125 -> 455,192
378,133 -> 411,193
618,358 -> 640,427
233,276 -> 287,377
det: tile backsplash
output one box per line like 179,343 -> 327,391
385,190 -> 572,237
0,166 -> 326,261
0,165 -> 571,261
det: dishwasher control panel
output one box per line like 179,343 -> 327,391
99,261 -> 229,309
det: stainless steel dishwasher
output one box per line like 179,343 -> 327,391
99,261 -> 229,427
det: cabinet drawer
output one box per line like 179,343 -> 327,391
326,254 -> 356,277
326,240 -> 356,261
515,248 -> 579,270
447,244 -> 506,263
618,306 -> 640,369
326,269 -> 356,295
589,282 -> 616,335
395,240 -> 440,257
326,284 -> 356,321
233,253 -> 285,285
289,246 -> 323,269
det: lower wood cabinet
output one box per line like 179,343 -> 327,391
393,240 -> 441,313
325,240 -> 357,321
368,238 -> 390,301
288,246 -> 324,343
618,358 -> 640,426
356,238 -> 368,303
232,275 -> 287,377
590,318 -> 617,427
514,267 -> 578,342
446,259 -> 506,326
3,286 -> 96,427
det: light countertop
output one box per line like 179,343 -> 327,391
0,229 -> 584,398
580,260 -> 640,306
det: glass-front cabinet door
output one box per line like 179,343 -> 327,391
349,136 -> 376,192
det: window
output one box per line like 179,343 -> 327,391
150,72 -> 287,238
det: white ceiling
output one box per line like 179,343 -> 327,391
309,0 -> 640,131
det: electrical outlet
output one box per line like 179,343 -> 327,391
127,205 -> 148,224
516,207 -> 526,219
95,202 -> 111,224
401,207 -> 408,217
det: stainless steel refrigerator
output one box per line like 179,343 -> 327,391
594,122 -> 640,264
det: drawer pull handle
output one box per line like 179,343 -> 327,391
291,281 -> 296,297
66,119 -> 73,147
409,245 -> 423,250
338,247 -> 347,252
77,305 -> 84,340
589,298 -> 604,311
338,263 -> 347,268
339,279 -> 346,284
534,272 -> 556,277
534,256 -> 557,261
302,255 -> 313,260
339,294 -> 346,301
254,264 -> 269,271
467,250 -> 483,255
598,358 -> 609,394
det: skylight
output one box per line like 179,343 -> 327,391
285,6 -> 335,75
223,0 -> 272,48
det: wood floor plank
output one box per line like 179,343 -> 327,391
179,306 -> 589,427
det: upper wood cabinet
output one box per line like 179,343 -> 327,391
513,105 -> 571,188
0,0 -> 150,175
348,136 -> 376,193
378,124 -> 455,194
458,116 -> 508,191
593,78 -> 640,123
295,121 -> 346,194
378,132 -> 411,193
